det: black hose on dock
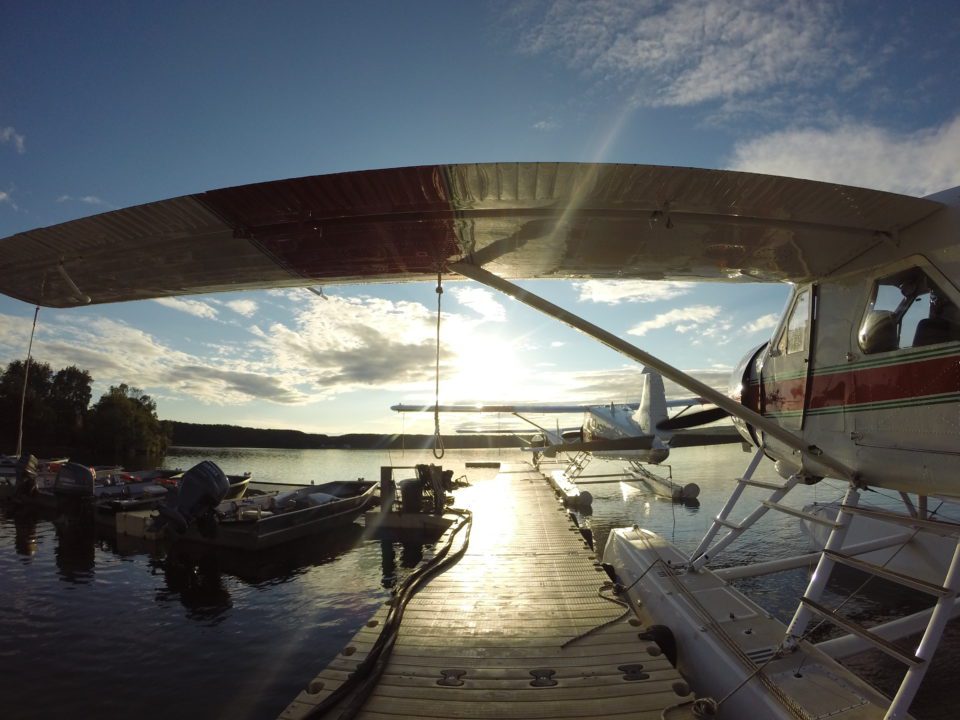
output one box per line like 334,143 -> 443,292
303,507 -> 474,720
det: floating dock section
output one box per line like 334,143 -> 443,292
281,462 -> 696,719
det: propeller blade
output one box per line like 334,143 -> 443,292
657,406 -> 730,431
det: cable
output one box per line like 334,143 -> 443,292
432,272 -> 444,460
15,305 -> 40,457
302,508 -> 473,719
561,585 -> 631,648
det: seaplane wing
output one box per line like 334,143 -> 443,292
391,398 -> 700,414
391,403 -> 621,414
0,163 -> 943,308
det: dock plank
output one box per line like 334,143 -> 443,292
280,462 -> 695,719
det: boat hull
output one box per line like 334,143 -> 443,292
176,480 -> 379,551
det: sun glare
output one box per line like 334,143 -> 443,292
444,333 -> 528,403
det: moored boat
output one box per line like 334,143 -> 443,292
165,480 -> 379,551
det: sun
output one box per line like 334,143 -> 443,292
442,332 -> 529,404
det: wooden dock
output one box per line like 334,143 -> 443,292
280,462 -> 695,720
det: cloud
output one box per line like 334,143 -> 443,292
0,314 -> 309,406
263,295 -> 458,392
0,127 -> 25,154
225,299 -> 259,317
532,119 -> 558,131
518,1 -> 856,108
575,280 -> 695,304
553,365 -> 733,402
0,190 -> 17,210
153,297 -> 219,320
744,313 -> 778,334
160,365 -> 307,404
57,194 -> 110,206
627,305 -> 720,336
451,287 -> 506,321
729,114 -> 960,196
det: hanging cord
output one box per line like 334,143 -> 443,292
432,272 -> 444,459
15,305 -> 41,457
302,508 -> 473,719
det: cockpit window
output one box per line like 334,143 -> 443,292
784,289 -> 810,354
859,267 -> 960,354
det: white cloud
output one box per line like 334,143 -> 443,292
451,287 -> 506,322
627,305 -> 720,337
0,313 -> 311,406
152,297 -> 219,320
264,295 -> 446,392
575,280 -> 695,304
0,190 -> 17,210
729,114 -> 960,196
225,299 -> 259,317
57,194 -> 110,207
0,126 -> 26,154
744,313 -> 778,334
532,119 -> 558,131
519,1 -> 856,108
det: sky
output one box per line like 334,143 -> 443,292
1,1 -> 959,437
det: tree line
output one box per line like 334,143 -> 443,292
0,360 -> 170,466
0,359 -> 526,465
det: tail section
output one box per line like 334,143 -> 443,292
634,367 -> 670,446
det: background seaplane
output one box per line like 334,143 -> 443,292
2,162 -> 959,718
391,366 -> 734,502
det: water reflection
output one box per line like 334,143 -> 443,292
53,515 -> 96,582
154,551 -> 233,623
12,507 -> 39,556
378,538 -> 430,589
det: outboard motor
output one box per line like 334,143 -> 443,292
14,454 -> 38,496
54,462 -> 96,497
158,461 -> 230,534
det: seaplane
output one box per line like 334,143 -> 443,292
2,162 -> 958,719
390,366 -> 731,503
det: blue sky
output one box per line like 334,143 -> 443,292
1,1 -> 959,435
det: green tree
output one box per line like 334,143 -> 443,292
85,383 -> 169,466
0,360 -> 55,453
50,366 -> 93,446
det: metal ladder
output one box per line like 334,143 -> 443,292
689,449 -> 835,572
564,451 -> 591,480
783,488 -> 960,719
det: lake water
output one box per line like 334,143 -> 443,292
0,444 -> 953,719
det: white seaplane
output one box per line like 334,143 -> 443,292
391,366 -> 727,502
2,163 -> 958,719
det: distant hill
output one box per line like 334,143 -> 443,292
167,421 -> 528,450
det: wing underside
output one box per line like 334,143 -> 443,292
0,163 -> 943,308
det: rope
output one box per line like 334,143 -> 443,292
304,508 -> 473,720
561,586 -> 631,648
15,305 -> 40,457
432,272 -> 444,459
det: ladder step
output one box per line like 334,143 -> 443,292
762,501 -> 839,527
800,597 -> 924,667
841,505 -> 960,538
714,517 -> 743,531
737,478 -> 788,491
823,550 -> 952,597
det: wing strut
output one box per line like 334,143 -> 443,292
451,262 -> 857,482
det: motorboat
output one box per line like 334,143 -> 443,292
162,480 -> 379,551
